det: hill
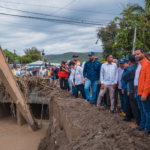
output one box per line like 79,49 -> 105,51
45,52 -> 103,63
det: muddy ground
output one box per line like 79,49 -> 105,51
38,89 -> 150,150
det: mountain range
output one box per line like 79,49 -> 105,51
46,52 -> 103,63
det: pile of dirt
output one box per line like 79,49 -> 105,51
39,89 -> 150,150
0,76 -> 56,102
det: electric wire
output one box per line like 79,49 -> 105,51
0,12 -> 114,26
50,0 -> 75,15
0,0 -> 119,15
0,5 -> 113,24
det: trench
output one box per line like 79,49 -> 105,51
0,102 -> 50,150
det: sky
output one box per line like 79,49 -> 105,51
0,0 -> 145,56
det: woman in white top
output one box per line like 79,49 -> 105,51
69,61 -> 86,99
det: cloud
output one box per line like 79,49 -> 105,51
0,0 -> 144,56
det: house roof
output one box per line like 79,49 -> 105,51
28,60 -> 43,65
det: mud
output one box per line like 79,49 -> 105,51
39,89 -> 150,150
0,117 -> 49,150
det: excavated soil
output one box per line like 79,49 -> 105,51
38,89 -> 150,150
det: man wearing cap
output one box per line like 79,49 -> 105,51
118,58 -> 125,116
122,54 -> 141,128
134,48 -> 150,135
122,58 -> 133,122
83,51 -> 101,104
73,54 -> 81,66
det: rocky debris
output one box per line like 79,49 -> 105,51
39,90 -> 150,150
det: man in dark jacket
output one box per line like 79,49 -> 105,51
122,55 -> 141,128
121,58 -> 133,122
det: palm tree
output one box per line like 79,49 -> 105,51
145,0 -> 150,15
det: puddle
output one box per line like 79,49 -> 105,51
0,117 -> 49,150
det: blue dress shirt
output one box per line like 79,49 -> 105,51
83,60 -> 101,81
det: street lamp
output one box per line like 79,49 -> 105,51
42,50 -> 45,66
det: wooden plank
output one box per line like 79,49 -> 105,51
0,45 -> 38,131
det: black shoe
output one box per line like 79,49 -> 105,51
143,128 -> 150,135
135,126 -> 144,131
123,117 -> 131,122
110,110 -> 114,114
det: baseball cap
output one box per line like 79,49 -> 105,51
95,57 -> 98,60
72,54 -> 78,58
146,52 -> 150,56
69,61 -> 75,66
129,55 -> 135,62
88,51 -> 95,56
119,58 -> 125,64
124,58 -> 129,63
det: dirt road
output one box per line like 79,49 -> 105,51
39,89 -> 150,150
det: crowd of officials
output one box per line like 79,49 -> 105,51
57,48 -> 150,136
11,48 -> 150,136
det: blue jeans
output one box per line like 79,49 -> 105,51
137,91 -> 150,131
74,84 -> 86,99
68,77 -> 73,95
119,89 -> 125,112
53,76 -> 56,82
84,79 -> 98,103
136,89 -> 145,129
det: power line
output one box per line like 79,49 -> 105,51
0,0 -> 119,15
0,5 -> 111,24
0,12 -> 149,29
0,20 -> 97,29
50,0 -> 75,15
0,12 -> 112,26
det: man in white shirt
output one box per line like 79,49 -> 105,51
69,61 -> 86,99
38,67 -> 43,77
97,54 -> 118,113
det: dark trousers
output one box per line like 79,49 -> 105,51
129,93 -> 141,126
60,78 -> 68,90
67,81 -> 70,91
74,84 -> 86,99
119,89 -> 124,110
126,94 -> 132,119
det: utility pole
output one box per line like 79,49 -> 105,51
132,26 -> 137,54
13,49 -> 16,69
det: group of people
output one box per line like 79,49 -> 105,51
32,66 -> 59,82
58,49 -> 150,136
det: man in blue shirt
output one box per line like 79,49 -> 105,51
83,51 -> 101,104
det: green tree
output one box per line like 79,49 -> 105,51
113,4 -> 150,58
22,47 -> 47,63
97,21 -> 119,59
145,0 -> 150,15
3,49 -> 21,63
